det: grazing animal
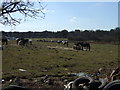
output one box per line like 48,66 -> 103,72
75,42 -> 90,51
73,44 -> 81,50
16,38 -> 24,45
2,38 -> 8,45
16,38 -> 32,46
57,40 -> 62,44
57,40 -> 68,47
18,39 -> 29,46
62,40 -> 68,47
28,39 -> 32,45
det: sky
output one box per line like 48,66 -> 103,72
0,1 -> 118,32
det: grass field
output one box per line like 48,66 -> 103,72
2,39 -> 119,88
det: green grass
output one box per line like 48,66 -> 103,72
2,39 -> 118,80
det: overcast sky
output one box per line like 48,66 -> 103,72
0,1 -> 118,32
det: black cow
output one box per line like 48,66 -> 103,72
75,42 -> 90,51
2,38 -> 8,45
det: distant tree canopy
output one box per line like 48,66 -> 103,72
1,27 -> 120,43
0,0 -> 45,26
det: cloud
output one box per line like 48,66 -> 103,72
42,9 -> 55,13
70,17 -> 77,23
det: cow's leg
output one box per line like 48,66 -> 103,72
81,46 -> 83,51
6,40 -> 8,45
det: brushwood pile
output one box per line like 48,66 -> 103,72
2,66 -> 120,90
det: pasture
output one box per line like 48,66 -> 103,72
2,38 -> 118,88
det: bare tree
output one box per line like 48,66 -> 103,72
0,0 -> 46,26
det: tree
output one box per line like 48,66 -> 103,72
0,0 -> 46,26
61,29 -> 68,38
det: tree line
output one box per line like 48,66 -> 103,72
1,27 -> 120,43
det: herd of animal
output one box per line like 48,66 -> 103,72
0,37 -> 32,50
37,39 -> 69,47
1,37 -> 32,46
36,39 -> 90,51
1,36 -> 91,51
